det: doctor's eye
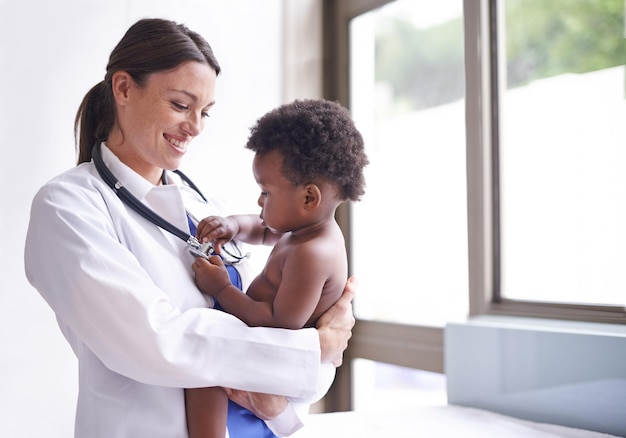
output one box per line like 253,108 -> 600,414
172,102 -> 189,111
201,111 -> 210,119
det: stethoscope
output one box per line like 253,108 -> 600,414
92,142 -> 249,264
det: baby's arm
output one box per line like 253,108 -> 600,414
193,244 -> 327,329
196,214 -> 281,253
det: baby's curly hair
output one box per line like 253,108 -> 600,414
246,99 -> 368,201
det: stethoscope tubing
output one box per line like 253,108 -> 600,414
92,142 -> 249,264
92,142 -> 202,249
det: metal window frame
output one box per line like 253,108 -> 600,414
467,0 -> 626,323
322,0 -> 625,414
322,0 -> 445,412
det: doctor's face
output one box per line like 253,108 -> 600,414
110,60 -> 217,184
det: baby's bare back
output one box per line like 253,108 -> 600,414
246,223 -> 347,329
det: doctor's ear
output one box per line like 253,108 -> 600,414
303,184 -> 322,211
111,71 -> 133,105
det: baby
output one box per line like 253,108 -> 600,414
188,99 -> 368,438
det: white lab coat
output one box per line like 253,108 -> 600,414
24,144 -> 333,438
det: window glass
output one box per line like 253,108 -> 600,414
353,359 -> 447,411
349,0 -> 468,326
500,0 -> 626,305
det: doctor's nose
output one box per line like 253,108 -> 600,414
182,113 -> 203,137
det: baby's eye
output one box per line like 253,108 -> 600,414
201,111 -> 210,119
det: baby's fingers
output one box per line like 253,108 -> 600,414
197,217 -> 226,242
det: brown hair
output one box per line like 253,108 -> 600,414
74,18 -> 221,164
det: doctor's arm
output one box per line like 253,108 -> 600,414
221,279 -> 356,433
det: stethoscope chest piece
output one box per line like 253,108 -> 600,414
188,242 -> 251,265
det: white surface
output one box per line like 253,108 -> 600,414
291,405 -> 618,438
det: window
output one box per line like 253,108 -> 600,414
323,0 -> 625,414
349,0 -> 467,327
465,0 -> 626,321
353,359 -> 447,411
322,0 -> 463,411
498,0 -> 626,307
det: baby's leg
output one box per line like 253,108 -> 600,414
185,387 -> 228,438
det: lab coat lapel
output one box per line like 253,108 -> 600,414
144,185 -> 189,249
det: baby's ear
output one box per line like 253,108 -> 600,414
303,184 -> 322,210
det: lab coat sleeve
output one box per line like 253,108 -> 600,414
266,363 -> 336,436
24,175 -> 321,399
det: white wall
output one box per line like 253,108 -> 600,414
0,1 -> 293,436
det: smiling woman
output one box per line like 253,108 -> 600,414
2,3 -> 298,437
105,61 -> 217,184
24,16 -> 356,438
74,19 -> 221,182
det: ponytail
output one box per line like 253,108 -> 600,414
74,80 -> 114,164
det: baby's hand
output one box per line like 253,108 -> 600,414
192,255 -> 232,297
195,216 -> 239,253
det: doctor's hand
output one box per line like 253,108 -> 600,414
196,215 -> 239,254
192,255 -> 232,298
225,388 -> 288,421
316,276 -> 357,367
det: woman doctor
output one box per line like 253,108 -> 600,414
24,18 -> 356,438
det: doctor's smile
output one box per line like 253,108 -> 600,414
164,133 -> 192,154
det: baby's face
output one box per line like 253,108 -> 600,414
252,150 -> 304,233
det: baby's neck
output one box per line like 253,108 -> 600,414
289,216 -> 338,238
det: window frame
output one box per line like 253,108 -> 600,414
322,0 -> 626,414
467,0 -> 626,323
322,0 -> 445,412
